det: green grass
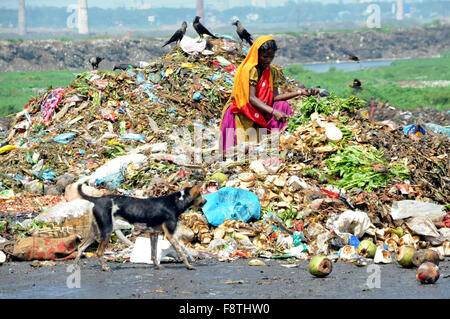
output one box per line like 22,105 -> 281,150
0,70 -> 83,116
285,54 -> 450,111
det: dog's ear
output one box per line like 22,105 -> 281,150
188,182 -> 204,198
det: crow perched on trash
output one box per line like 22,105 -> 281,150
349,78 -> 362,90
89,57 -> 104,70
232,20 -> 253,46
193,16 -> 217,41
113,64 -> 137,71
162,21 -> 187,48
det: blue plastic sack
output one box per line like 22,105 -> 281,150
202,187 -> 261,226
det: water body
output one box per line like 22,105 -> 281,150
303,60 -> 395,73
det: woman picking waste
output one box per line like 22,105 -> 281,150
220,36 -> 310,153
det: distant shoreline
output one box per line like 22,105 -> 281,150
0,25 -> 449,72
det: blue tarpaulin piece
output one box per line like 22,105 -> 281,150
202,187 -> 261,226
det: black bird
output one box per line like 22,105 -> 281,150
232,20 -> 253,46
349,78 -> 362,90
113,63 -> 138,71
193,16 -> 217,41
162,21 -> 187,48
89,56 -> 104,70
348,55 -> 360,62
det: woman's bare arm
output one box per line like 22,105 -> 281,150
249,86 -> 288,122
274,87 -> 310,102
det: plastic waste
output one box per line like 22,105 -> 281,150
406,216 -> 443,244
39,168 -> 58,181
390,200 -> 445,222
120,133 -> 147,142
180,36 -> 212,55
130,236 -> 191,264
332,210 -> 373,245
34,198 -> 93,224
94,168 -> 126,190
0,145 -> 16,154
202,187 -> 261,226
285,245 -> 308,258
52,133 -> 77,144
0,189 -> 15,201
403,124 -> 426,136
426,123 -> 450,137
349,235 -> 360,248
293,231 -> 306,246
136,72 -> 146,84
86,154 -> 147,186
193,92 -> 205,101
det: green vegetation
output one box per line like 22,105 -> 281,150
325,145 -> 410,191
0,70 -> 83,116
287,94 -> 366,132
285,54 -> 450,111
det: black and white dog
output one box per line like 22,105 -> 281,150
74,183 -> 205,271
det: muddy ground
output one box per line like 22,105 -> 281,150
0,257 -> 448,299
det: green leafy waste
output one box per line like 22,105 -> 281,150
325,145 -> 410,191
287,94 -> 366,132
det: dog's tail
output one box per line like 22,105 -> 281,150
77,183 -> 98,203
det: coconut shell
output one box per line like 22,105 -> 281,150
412,249 -> 440,267
396,246 -> 416,268
308,255 -> 332,277
358,239 -> 376,258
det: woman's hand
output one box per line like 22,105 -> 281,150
272,109 -> 288,122
298,88 -> 310,96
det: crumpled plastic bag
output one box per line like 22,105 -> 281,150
180,36 -> 214,55
406,216 -> 444,245
202,187 -> 261,226
332,210 -> 374,246
390,200 -> 445,222
34,198 -> 93,224
86,154 -> 147,187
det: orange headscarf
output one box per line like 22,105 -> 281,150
232,35 -> 275,109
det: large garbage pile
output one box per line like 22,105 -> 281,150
0,37 -> 449,268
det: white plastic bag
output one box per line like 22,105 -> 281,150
391,200 -> 445,222
34,198 -> 93,224
333,210 -> 373,244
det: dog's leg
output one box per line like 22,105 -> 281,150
150,232 -> 164,270
75,220 -> 99,265
162,223 -> 195,270
97,236 -> 112,271
75,230 -> 97,265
